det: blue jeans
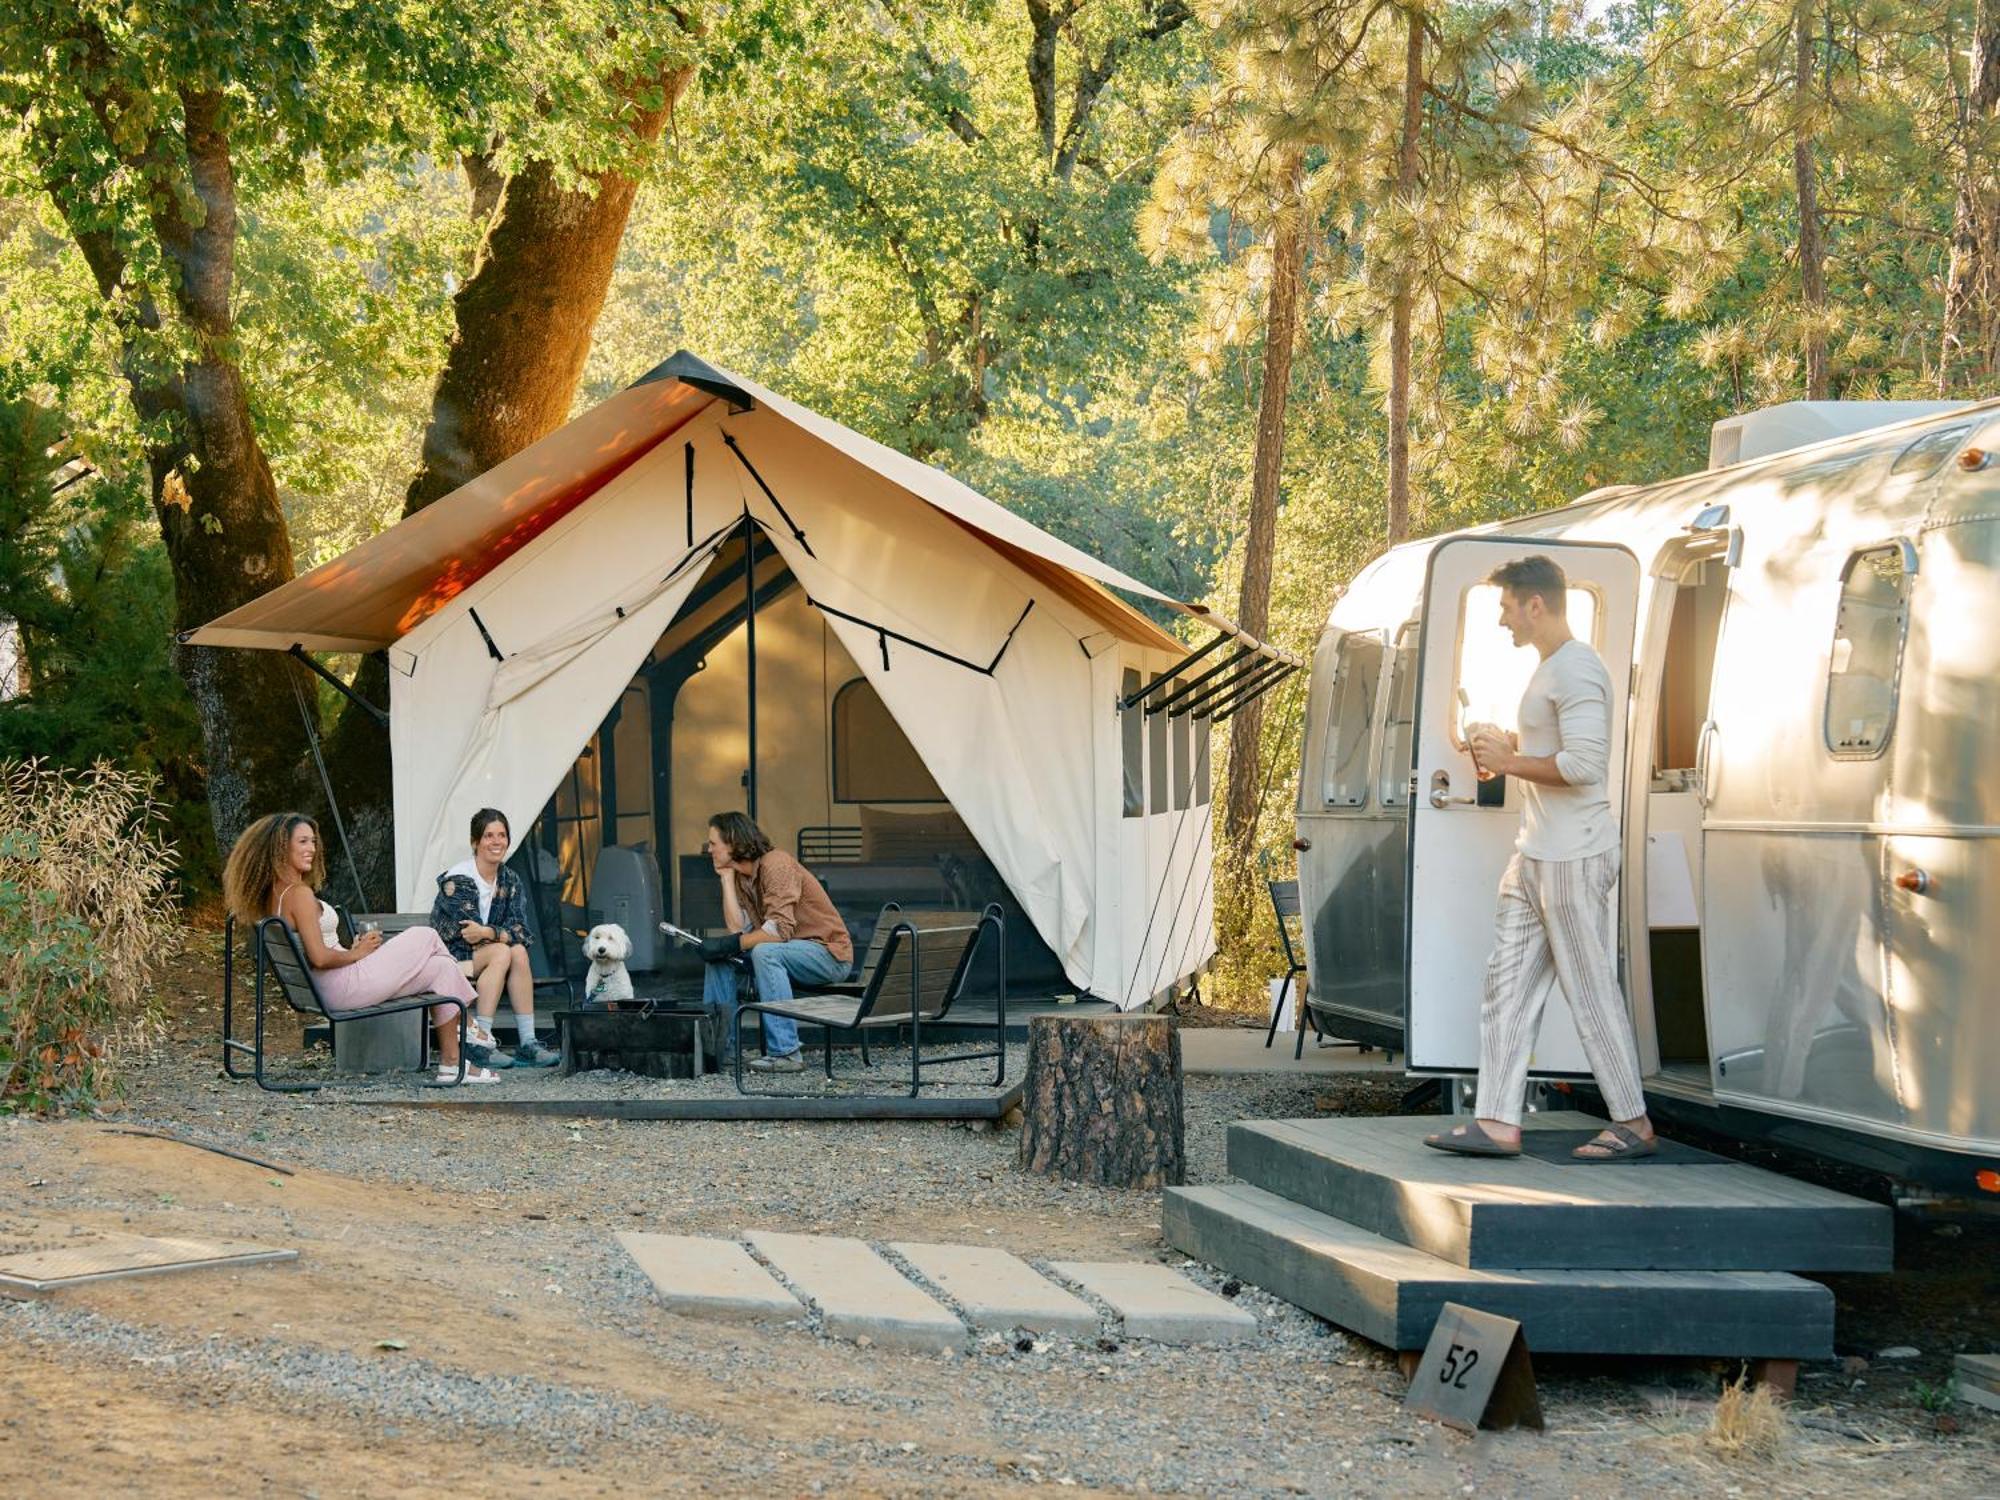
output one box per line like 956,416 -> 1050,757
702,939 -> 850,1058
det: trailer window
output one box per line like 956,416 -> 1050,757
1321,632 -> 1383,808
1455,583 -> 1599,738
1825,545 -> 1912,759
1121,670 -> 1144,817
1378,624 -> 1419,806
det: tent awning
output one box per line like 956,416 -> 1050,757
183,352 -> 1300,668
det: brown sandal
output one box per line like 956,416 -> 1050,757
1423,1121 -> 1521,1158
1571,1123 -> 1657,1162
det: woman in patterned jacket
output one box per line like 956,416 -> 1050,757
430,808 -> 561,1067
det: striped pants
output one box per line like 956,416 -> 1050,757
1475,848 -> 1647,1126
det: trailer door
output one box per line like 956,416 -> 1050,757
1406,536 -> 1641,1075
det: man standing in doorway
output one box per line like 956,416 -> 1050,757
698,811 -> 855,1072
1425,555 -> 1658,1162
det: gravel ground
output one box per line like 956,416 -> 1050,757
0,946 -> 1992,1497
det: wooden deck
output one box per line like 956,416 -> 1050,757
1163,1110 -> 1892,1359
1165,1183 -> 1835,1358
1226,1112 -> 1893,1272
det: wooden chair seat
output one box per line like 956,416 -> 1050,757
734,903 -> 1008,1097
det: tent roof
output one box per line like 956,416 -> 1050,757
186,352 -> 1295,665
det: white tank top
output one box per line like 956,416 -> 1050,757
275,883 -> 343,951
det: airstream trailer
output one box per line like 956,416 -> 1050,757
1295,400 -> 2000,1194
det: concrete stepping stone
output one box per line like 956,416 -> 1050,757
746,1231 -> 965,1352
618,1233 -> 803,1325
890,1241 -> 1100,1338
1956,1353 -> 2000,1413
1051,1260 -> 1258,1344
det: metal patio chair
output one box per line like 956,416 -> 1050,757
222,914 -> 471,1092
732,904 -> 1006,1098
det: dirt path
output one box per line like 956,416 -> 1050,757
2,938 -> 1992,1496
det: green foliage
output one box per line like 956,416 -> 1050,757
0,394 -> 215,888
1913,1377 -> 1957,1414
0,760 -> 178,1115
0,0 -> 1995,973
1912,1384 -> 1960,1416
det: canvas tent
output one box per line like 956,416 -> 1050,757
188,354 -> 1299,1008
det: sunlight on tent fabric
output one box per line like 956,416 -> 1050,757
1453,584 -> 1600,736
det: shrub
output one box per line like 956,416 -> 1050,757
0,760 -> 180,1114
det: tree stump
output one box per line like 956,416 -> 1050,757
1019,1013 -> 1185,1188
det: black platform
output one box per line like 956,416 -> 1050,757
1224,1113 -> 1893,1272
1164,1111 -> 1893,1358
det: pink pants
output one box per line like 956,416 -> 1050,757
314,927 -> 476,1028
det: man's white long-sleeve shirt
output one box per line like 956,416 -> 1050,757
1514,638 -> 1619,862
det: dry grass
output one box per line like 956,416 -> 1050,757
0,758 -> 180,1112
1708,1375 -> 1792,1461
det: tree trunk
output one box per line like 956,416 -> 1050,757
1942,0 -> 2000,389
55,78 -> 314,849
1018,1013 -> 1184,1188
1385,6 -> 1425,549
1221,153 -> 1307,860
1793,0 -> 1828,400
159,94 -> 317,846
325,61 -> 696,903
402,68 -> 697,518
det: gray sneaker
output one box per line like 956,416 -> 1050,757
747,1052 -> 807,1074
514,1037 -> 562,1068
464,1038 -> 515,1070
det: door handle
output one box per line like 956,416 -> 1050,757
1693,719 -> 1718,809
1429,769 -> 1477,809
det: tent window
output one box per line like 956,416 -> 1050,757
1320,631 -> 1383,808
1195,715 -> 1211,805
1121,670 -> 1144,817
832,677 -> 945,801
1170,680 -> 1192,809
1824,544 -> 1913,760
1148,685 -> 1169,814
551,744 -> 602,906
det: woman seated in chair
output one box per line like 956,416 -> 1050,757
428,807 -> 561,1068
222,812 -> 497,1084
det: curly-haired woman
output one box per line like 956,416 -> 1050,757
223,812 -> 497,1084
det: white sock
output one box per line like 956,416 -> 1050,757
515,1015 -> 537,1046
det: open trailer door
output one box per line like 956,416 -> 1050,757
1405,535 -> 1641,1076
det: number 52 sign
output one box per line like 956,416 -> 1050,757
1403,1303 -> 1544,1433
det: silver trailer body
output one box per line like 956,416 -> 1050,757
1295,401 -> 2000,1192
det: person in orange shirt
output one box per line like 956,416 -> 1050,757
696,811 -> 855,1071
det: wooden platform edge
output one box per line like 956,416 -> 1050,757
1164,1184 -> 1835,1360
1226,1118 -> 1894,1274
338,1083 -> 1024,1122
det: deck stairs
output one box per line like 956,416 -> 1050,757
1163,1111 -> 1893,1361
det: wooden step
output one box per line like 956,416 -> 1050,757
1164,1182 -> 1835,1358
1226,1112 -> 1892,1272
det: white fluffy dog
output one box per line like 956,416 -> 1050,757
581,923 -> 635,1007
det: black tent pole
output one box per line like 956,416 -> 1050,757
743,514 -> 759,819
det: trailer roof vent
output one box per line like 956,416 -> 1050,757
1708,401 -> 1969,471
